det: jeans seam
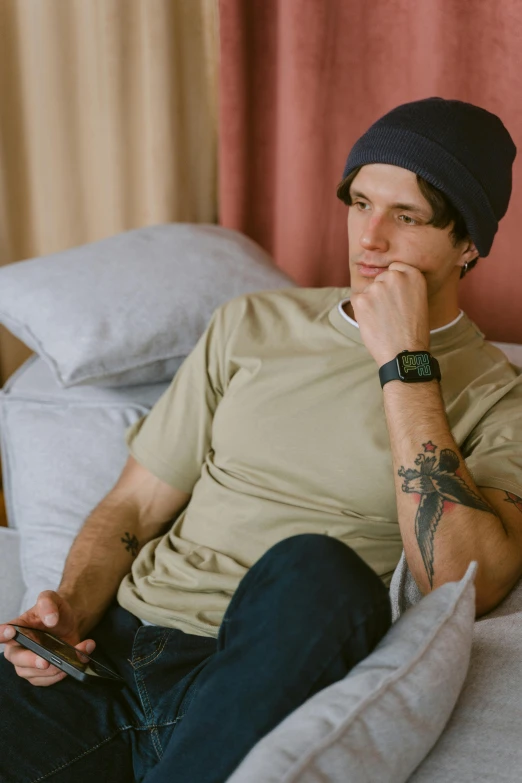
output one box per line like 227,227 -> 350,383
28,725 -> 135,782
131,630 -> 170,668
135,672 -> 164,761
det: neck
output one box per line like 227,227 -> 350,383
426,287 -> 461,330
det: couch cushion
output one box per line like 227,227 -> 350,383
0,356 -> 167,611
389,547 -> 522,782
0,223 -> 295,388
0,528 -> 24,638
227,563 -> 477,783
389,550 -> 423,620
491,341 -> 522,368
407,576 -> 522,782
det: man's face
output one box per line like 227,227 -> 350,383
347,163 -> 475,300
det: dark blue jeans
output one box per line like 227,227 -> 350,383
0,534 -> 392,782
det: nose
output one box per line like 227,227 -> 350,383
359,214 -> 389,252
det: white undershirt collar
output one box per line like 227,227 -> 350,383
338,298 -> 464,334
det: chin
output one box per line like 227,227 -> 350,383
349,273 -> 373,293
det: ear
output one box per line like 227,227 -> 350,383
457,239 -> 479,272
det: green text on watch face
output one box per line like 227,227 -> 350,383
400,353 -> 432,377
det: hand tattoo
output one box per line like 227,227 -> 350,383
398,443 -> 493,588
121,532 -> 139,557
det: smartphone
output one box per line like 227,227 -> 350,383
10,624 -> 124,684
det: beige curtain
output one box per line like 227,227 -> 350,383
0,0 -> 219,383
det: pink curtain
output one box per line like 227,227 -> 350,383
218,0 -> 522,344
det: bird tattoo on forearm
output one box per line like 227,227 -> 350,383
398,441 -> 494,587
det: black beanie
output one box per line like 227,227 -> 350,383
340,97 -> 517,258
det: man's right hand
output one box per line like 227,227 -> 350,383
0,590 -> 96,687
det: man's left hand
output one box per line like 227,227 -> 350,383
350,262 -> 430,366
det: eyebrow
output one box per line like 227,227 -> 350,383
349,188 -> 431,218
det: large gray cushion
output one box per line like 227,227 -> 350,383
408,576 -> 522,782
227,563 -> 477,783
0,223 -> 295,388
0,355 -> 167,613
0,528 -> 23,641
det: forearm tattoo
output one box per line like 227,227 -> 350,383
504,491 -> 522,513
398,441 -> 493,588
121,532 -> 139,557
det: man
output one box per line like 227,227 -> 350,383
1,97 -> 521,782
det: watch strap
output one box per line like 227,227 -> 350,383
378,357 -> 401,387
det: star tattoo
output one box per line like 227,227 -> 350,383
504,491 -> 522,514
398,445 -> 494,587
422,441 -> 437,453
121,532 -> 139,557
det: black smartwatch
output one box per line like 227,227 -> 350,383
379,350 -> 441,388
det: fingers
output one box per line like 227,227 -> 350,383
3,641 -> 54,671
3,637 -> 96,687
1,624 -> 16,642
4,641 -> 65,683
22,670 -> 67,687
75,638 -> 96,658
1,593 -> 90,688
387,260 -> 420,274
4,633 -> 95,664
0,613 -> 37,640
0,590 -> 64,640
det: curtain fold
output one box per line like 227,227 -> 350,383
0,0 -> 219,383
218,0 -> 522,344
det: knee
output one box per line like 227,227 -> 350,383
226,534 -> 391,645
260,534 -> 389,604
264,532 -> 353,567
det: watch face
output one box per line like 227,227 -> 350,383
397,351 -> 433,381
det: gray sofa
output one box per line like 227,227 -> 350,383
1,224 -> 521,781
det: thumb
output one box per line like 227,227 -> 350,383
36,591 -> 69,629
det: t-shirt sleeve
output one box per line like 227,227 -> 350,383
124,305 -> 231,494
463,379 -> 522,496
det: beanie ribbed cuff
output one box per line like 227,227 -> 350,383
342,125 -> 497,257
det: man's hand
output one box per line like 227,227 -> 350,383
1,591 -> 96,687
351,262 -> 430,366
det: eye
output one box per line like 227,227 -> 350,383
352,202 -> 419,225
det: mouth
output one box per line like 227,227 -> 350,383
356,262 -> 389,279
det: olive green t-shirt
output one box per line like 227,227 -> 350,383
117,287 -> 522,637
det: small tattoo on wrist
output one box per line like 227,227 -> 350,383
121,532 -> 139,557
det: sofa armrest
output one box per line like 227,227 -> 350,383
0,528 -> 24,649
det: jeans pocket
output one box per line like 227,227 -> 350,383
131,628 -> 170,669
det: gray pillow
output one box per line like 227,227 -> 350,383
0,223 -> 295,388
0,528 -> 24,634
227,562 -> 477,783
389,549 -> 423,620
0,355 -> 167,612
